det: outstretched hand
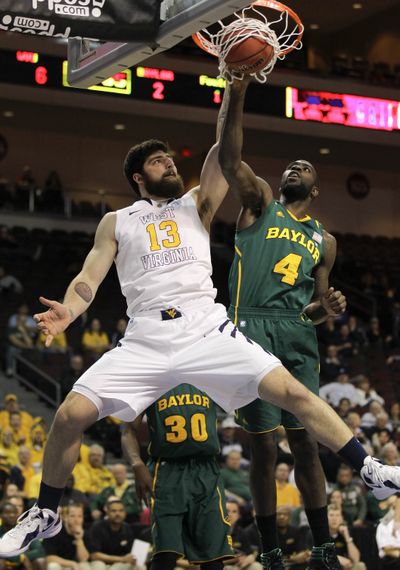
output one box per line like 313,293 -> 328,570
33,296 -> 72,347
321,287 -> 347,316
134,463 -> 154,507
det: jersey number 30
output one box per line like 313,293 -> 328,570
165,413 -> 208,444
273,253 -> 302,286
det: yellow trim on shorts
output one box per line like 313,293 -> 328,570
152,459 -> 160,492
241,425 -> 280,434
217,486 -> 231,526
285,426 -> 306,431
189,554 -> 236,564
233,245 -> 243,326
150,459 -> 160,511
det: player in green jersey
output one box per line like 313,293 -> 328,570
122,383 -> 235,570
219,76 -> 346,570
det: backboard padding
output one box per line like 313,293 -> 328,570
67,0 -> 252,87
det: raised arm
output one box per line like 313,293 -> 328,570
34,212 -> 117,345
190,83 -> 234,230
218,77 -> 273,228
304,231 -> 346,325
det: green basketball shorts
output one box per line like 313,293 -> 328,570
148,456 -> 234,563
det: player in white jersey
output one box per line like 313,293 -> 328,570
1,109 -> 400,562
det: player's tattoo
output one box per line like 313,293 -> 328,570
68,308 -> 75,322
74,282 -> 92,303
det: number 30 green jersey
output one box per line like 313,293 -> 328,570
229,200 -> 325,322
146,383 -> 220,459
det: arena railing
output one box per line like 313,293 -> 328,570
11,353 -> 62,409
333,277 -> 377,319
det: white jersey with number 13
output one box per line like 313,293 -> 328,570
115,190 -> 217,316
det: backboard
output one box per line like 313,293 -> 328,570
67,0 -> 253,88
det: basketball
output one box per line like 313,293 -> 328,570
224,34 -> 275,75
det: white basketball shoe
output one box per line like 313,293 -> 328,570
0,504 -> 62,557
361,456 -> 400,500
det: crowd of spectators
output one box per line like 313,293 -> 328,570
3,380 -> 400,569
1,220 -> 400,569
4,301 -> 126,379
0,391 -> 150,569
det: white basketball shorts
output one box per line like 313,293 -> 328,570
72,302 -> 281,421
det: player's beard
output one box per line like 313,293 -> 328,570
280,180 -> 312,203
143,172 -> 185,199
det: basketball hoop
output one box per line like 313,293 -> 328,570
192,0 -> 304,83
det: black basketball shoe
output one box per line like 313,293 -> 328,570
307,543 -> 341,569
260,548 -> 285,570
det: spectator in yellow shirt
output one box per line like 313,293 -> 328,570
28,426 -> 46,467
275,462 -> 301,509
36,330 -> 68,352
10,446 -> 35,498
0,428 -> 19,466
73,444 -> 115,498
0,394 -> 33,433
80,442 -> 90,466
9,412 -> 30,446
81,319 -> 110,359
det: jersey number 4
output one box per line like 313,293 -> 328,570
146,220 -> 181,251
273,253 -> 302,286
165,413 -> 208,444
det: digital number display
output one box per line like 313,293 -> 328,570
16,51 -> 39,63
1,49 -> 398,133
286,86 -> 400,132
62,61 -> 132,95
0,49 -> 284,117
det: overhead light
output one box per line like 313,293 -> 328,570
352,2 -> 363,9
310,23 -> 320,30
114,123 -> 126,131
319,148 -> 331,155
3,110 -> 14,118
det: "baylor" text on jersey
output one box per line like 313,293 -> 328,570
265,227 -> 321,264
158,393 -> 210,411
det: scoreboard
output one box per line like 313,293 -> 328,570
1,49 -> 284,117
1,50 -> 400,133
287,87 -> 400,132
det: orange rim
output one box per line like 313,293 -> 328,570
192,0 -> 303,57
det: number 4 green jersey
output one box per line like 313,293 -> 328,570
146,383 -> 220,459
229,200 -> 325,321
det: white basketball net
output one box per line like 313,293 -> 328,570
196,5 -> 303,83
